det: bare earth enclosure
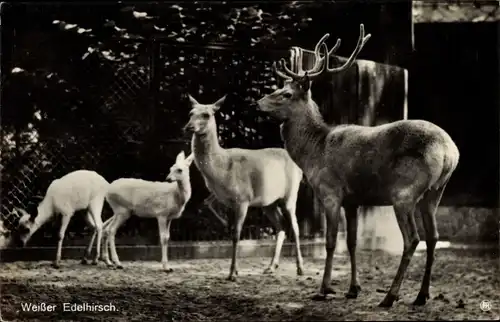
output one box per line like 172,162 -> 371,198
1,248 -> 498,321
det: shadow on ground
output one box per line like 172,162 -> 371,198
1,248 -> 498,321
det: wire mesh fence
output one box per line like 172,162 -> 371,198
0,39 -> 316,246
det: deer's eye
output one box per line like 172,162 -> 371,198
202,113 -> 210,119
283,92 -> 292,99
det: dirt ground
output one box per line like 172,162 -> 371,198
1,248 -> 498,321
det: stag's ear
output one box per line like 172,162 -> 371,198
176,151 -> 186,163
188,94 -> 199,107
297,73 -> 311,92
213,95 -> 226,111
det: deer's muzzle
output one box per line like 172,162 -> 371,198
183,123 -> 195,133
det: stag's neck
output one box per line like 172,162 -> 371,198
281,100 -> 330,169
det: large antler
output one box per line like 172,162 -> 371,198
324,24 -> 371,74
273,24 -> 371,81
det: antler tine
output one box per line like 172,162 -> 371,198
307,43 -> 328,78
328,38 -> 342,57
290,47 -> 304,75
280,58 -> 302,79
314,33 -> 330,54
326,23 -> 371,74
309,37 -> 341,75
273,61 -> 292,81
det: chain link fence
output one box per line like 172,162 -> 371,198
1,39 -> 309,246
0,43 -> 157,244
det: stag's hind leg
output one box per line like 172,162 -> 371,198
263,205 -> 286,275
379,199 -> 420,308
344,205 -> 361,299
413,184 -> 447,306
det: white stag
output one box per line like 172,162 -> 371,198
102,151 -> 194,271
256,24 -> 460,307
14,170 -> 109,268
184,94 -> 304,281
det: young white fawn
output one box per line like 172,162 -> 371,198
14,170 -> 109,268
184,94 -> 304,281
102,151 -> 194,271
257,24 -> 460,307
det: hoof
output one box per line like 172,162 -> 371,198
263,267 -> 276,275
91,260 -> 99,266
51,262 -> 61,269
297,267 -> 304,276
312,286 -> 335,301
311,293 -> 327,301
163,268 -> 174,273
345,284 -> 361,299
413,293 -> 429,306
379,294 -> 399,308
226,275 -> 237,282
106,263 -> 115,268
81,258 -> 90,265
116,264 -> 124,269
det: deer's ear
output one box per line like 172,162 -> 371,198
188,94 -> 199,107
185,153 -> 194,166
213,95 -> 227,111
176,151 -> 186,163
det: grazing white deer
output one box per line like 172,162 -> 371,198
184,94 -> 305,281
256,24 -> 460,307
102,151 -> 194,272
14,170 -> 109,268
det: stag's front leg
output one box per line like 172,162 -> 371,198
53,212 -> 73,269
312,191 -> 342,300
227,202 -> 249,281
344,205 -> 361,299
157,217 -> 173,273
263,206 -> 286,275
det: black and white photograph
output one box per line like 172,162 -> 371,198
0,1 -> 499,321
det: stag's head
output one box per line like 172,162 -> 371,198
166,151 -> 194,183
257,24 -> 371,120
184,94 -> 226,135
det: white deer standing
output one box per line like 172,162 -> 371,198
257,24 -> 460,307
14,170 -> 109,268
102,151 -> 194,271
184,94 -> 304,281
